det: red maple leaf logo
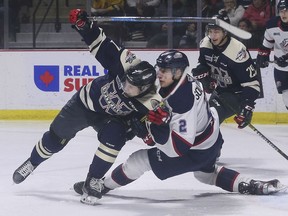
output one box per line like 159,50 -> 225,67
40,71 -> 54,87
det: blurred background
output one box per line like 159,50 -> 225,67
0,0 -> 277,50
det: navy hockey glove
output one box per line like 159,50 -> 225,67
234,102 -> 255,129
276,54 -> 288,67
192,64 -> 216,94
256,47 -> 270,68
69,9 -> 91,31
130,117 -> 155,146
147,105 -> 172,125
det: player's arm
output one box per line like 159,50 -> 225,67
69,9 -> 127,73
256,19 -> 275,68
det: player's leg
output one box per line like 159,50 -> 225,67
209,92 -> 241,124
194,165 -> 286,195
80,117 -> 133,205
274,68 -> 288,109
13,93 -> 90,184
73,148 -> 152,196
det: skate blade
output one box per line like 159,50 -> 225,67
80,194 -> 101,205
268,183 -> 288,194
276,183 -> 288,193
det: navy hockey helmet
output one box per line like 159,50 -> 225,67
125,61 -> 156,87
156,50 -> 189,70
278,0 -> 288,10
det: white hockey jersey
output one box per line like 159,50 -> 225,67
263,16 -> 288,71
148,75 -> 220,158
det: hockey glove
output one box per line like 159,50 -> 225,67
192,64 -> 216,94
69,9 -> 91,31
276,54 -> 288,67
147,105 -> 172,125
256,47 -> 270,68
130,117 -> 155,146
234,102 -> 255,129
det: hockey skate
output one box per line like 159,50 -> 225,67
238,179 -> 288,195
80,177 -> 110,205
13,158 -> 36,184
74,181 -> 85,195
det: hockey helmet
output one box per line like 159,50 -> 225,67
207,10 -> 230,30
156,50 -> 189,70
122,61 -> 156,97
278,0 -> 288,10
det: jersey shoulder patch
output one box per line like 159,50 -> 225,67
136,90 -> 163,110
223,38 -> 250,63
120,49 -> 141,72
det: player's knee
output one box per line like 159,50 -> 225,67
40,128 -> 70,154
122,149 -> 151,180
97,119 -> 127,151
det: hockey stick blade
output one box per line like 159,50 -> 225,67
215,18 -> 252,40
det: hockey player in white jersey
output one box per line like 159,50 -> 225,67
73,50 -> 286,204
256,0 -> 288,110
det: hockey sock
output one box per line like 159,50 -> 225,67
30,131 -> 68,166
88,144 -> 119,178
215,166 -> 240,192
104,149 -> 151,190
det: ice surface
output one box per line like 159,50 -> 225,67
1,121 -> 288,216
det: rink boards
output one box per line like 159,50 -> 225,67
0,49 -> 287,123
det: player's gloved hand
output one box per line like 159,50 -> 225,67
276,54 -> 288,67
234,102 -> 254,129
69,9 -> 91,31
192,64 -> 216,94
147,105 -> 172,125
256,47 -> 270,68
130,117 -> 155,146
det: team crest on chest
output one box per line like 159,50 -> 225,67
280,39 -> 288,52
99,80 -> 134,115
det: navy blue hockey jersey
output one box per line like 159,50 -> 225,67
78,26 -> 161,116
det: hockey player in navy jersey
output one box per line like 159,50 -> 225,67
12,9 -> 166,205
73,50 -> 286,204
192,11 -> 260,129
256,0 -> 288,110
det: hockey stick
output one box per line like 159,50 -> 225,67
214,92 -> 288,160
247,124 -> 288,160
88,16 -> 252,40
